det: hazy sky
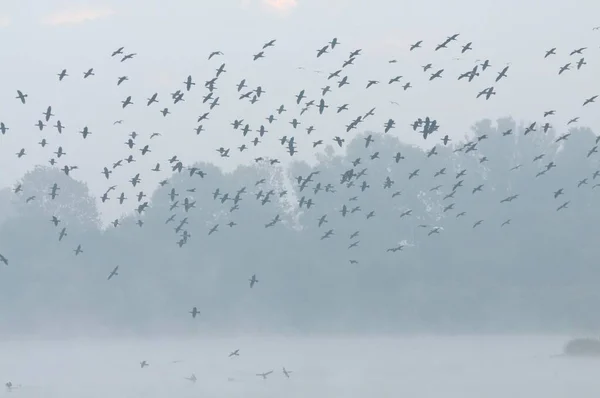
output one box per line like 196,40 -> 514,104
1,0 -> 599,222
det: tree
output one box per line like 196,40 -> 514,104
1,118 -> 600,336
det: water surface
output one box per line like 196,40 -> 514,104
1,336 -> 598,397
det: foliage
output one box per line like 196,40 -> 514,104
1,118 -> 599,336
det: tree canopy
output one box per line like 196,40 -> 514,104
1,117 -> 599,337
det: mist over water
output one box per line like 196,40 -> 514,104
1,336 -> 599,397
3,1 -> 600,396
3,115 -> 600,396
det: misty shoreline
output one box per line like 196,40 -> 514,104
2,335 -> 598,398
0,332 -> 594,342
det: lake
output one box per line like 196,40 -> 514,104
1,335 -> 598,397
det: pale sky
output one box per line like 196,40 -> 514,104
1,0 -> 599,223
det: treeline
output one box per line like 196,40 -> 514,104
1,117 -> 600,337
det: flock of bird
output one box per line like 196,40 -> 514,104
1,29 -> 600,389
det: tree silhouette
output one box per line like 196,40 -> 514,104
1,118 -> 600,336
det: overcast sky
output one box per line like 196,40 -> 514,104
1,0 -> 599,223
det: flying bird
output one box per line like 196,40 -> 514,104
107,266 -> 119,280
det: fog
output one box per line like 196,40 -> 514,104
2,121 -> 600,337
3,121 -> 600,393
1,336 -> 598,397
1,0 -> 600,222
3,0 -> 600,395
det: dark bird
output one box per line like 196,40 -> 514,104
316,45 -> 329,57
570,47 -> 587,55
263,39 -> 276,49
57,69 -> 68,80
283,367 -> 293,378
410,40 -> 422,51
189,307 -> 200,318
496,65 -> 509,82
83,68 -> 95,78
15,90 -> 28,104
559,63 -> 571,75
107,266 -> 119,280
256,371 -> 273,380
249,274 -> 258,288
121,53 -> 136,62
122,96 -> 133,108
111,47 -> 124,57
583,95 -> 597,106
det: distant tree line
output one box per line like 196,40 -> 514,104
1,117 -> 600,337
